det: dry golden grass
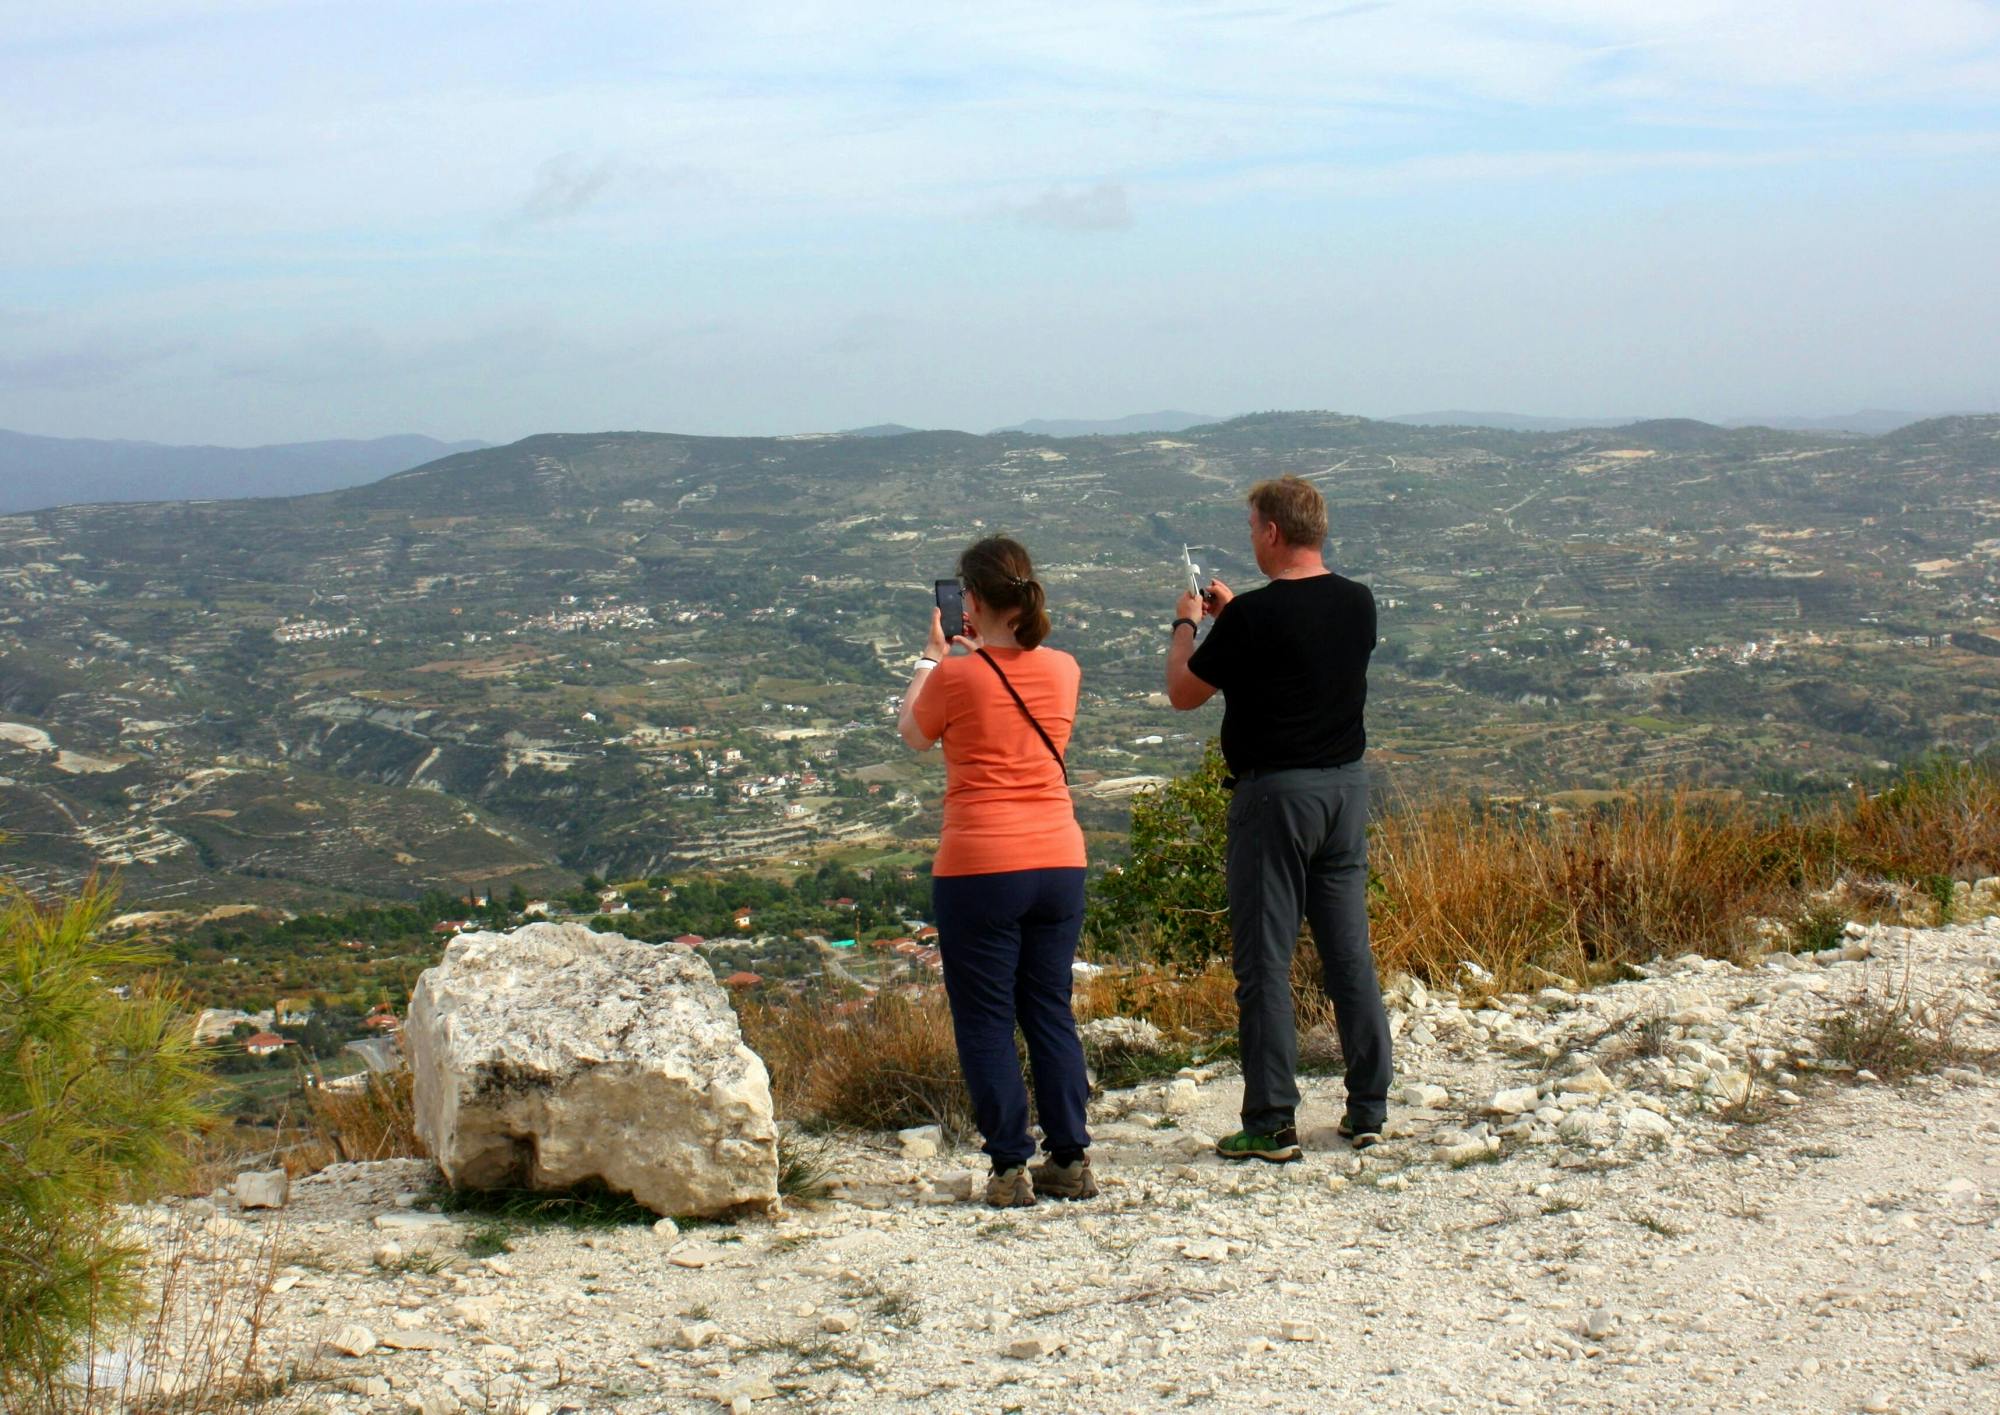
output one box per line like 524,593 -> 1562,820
304,1072 -> 424,1166
181,1073 -> 424,1195
740,990 -> 973,1140
1074,962 -> 1239,1041
1367,793 -> 1812,992
1829,757 -> 2000,883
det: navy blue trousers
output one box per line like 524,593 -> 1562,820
932,867 -> 1091,1169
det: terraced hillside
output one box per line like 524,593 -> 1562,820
2,412 -> 1996,904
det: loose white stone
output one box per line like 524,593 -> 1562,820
1488,1086 -> 1539,1115
1398,1083 -> 1449,1108
234,1168 -> 289,1210
445,1296 -> 503,1330
1621,1110 -> 1674,1142
328,1324 -> 378,1358
1279,1320 -> 1319,1342
1008,1335 -> 1066,1359
897,1125 -> 943,1159
1558,1065 -> 1614,1097
373,1212 -> 451,1232
820,1312 -> 857,1334
676,1322 -> 722,1350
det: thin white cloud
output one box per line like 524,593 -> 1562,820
510,153 -> 616,226
6,1 -> 1997,263
1007,181 -> 1133,232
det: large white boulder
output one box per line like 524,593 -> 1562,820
407,923 -> 778,1217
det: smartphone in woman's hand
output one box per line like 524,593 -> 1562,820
934,579 -> 967,639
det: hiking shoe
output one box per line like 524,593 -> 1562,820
986,1165 -> 1037,1207
1216,1127 -> 1301,1163
1030,1154 -> 1099,1201
1338,1115 -> 1384,1150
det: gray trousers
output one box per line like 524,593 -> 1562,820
1225,762 -> 1392,1133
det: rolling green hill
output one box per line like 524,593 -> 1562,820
2,411 -> 1996,907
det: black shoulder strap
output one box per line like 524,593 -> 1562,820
974,648 -> 1068,784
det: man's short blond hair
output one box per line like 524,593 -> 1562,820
1246,475 -> 1327,548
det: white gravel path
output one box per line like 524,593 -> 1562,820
141,915 -> 2000,1414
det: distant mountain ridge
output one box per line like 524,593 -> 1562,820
991,410 -> 1223,437
1388,409 -> 1950,436
1387,410 -> 1645,433
0,430 -> 490,513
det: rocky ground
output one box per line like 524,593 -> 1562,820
136,914 -> 2000,1414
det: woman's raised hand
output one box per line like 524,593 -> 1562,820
924,608 -> 953,662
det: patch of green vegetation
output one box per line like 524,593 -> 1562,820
777,1132 -> 834,1202
1922,873 -> 1956,925
429,1179 -> 660,1229
1787,902 -> 1847,953
462,1221 -> 515,1259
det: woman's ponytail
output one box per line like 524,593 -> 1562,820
958,536 -> 1051,648
1016,579 -> 1050,649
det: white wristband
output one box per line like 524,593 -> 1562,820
914,656 -> 938,671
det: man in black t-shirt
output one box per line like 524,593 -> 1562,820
1165,475 -> 1392,1162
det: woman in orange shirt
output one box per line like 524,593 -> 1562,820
898,536 -> 1093,1207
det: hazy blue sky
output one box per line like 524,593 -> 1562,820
5,1 -> 2000,444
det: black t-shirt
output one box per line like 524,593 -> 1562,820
1186,572 -> 1376,776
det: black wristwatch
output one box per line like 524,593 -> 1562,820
1171,617 -> 1198,635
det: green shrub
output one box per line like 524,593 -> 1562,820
1,881 -> 217,1403
1922,873 -> 1956,926
1089,742 -> 1232,965
1788,902 -> 1848,953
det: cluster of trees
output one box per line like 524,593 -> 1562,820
596,861 -> 933,941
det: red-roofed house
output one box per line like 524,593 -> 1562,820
722,971 -> 763,990
243,1031 -> 288,1056
732,907 -> 754,930
673,934 -> 706,948
915,925 -> 939,942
